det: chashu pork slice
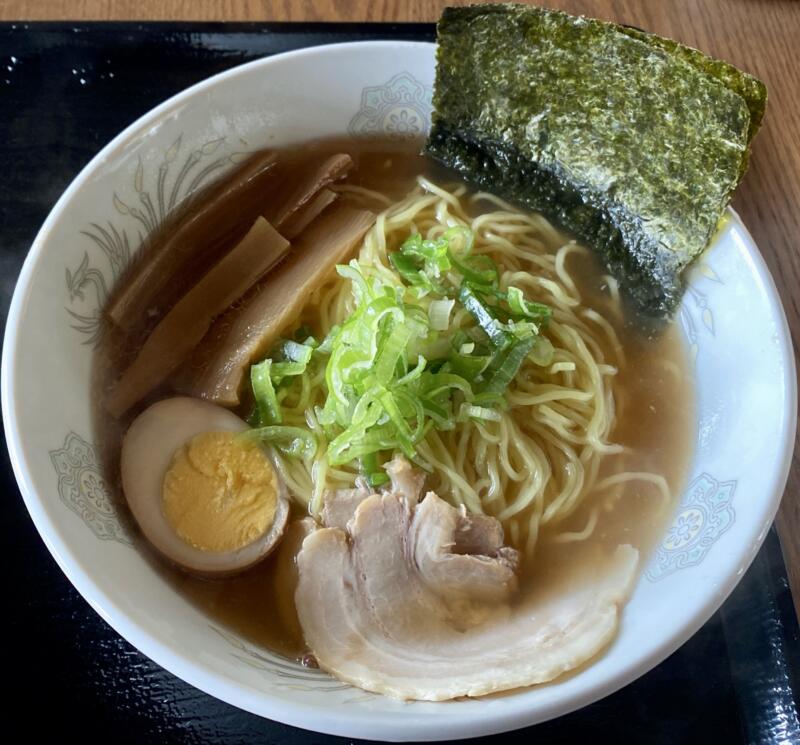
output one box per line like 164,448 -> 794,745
411,493 -> 519,605
321,455 -> 426,530
296,491 -> 639,701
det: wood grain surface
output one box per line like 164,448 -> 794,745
2,0 -> 799,613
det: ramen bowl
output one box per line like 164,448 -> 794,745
2,42 -> 796,741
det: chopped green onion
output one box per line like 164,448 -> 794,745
249,225 -> 553,473
482,332 -> 538,395
368,472 -> 391,487
396,355 -> 427,385
458,403 -> 503,422
507,286 -> 552,324
251,360 -> 281,425
428,298 -> 455,331
270,340 -> 316,383
529,336 -> 555,366
448,252 -> 498,288
317,325 -> 339,354
447,352 -> 491,381
360,452 -> 391,487
246,425 -> 317,458
458,284 -> 509,348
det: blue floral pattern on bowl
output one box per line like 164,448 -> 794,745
50,432 -> 132,545
65,135 -> 239,346
681,260 -> 724,366
348,71 -> 432,138
646,473 -> 736,582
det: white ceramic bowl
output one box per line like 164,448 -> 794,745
2,42 -> 796,741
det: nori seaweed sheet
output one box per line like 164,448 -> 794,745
425,4 -> 766,315
617,26 -> 766,143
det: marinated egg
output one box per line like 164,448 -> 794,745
121,397 -> 289,576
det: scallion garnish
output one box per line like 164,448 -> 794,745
248,226 -> 553,478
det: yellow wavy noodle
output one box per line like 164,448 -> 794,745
271,178 -> 669,557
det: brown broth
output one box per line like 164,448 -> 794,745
531,251 -> 694,583
92,136 -> 694,663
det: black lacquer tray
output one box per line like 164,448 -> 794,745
2,22 -> 799,745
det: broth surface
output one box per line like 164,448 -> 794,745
93,136 -> 695,661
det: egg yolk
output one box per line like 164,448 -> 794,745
161,431 -> 278,553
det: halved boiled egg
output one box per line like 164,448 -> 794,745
121,396 -> 289,576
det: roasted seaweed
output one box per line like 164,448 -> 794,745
616,25 -> 766,143
425,4 -> 766,315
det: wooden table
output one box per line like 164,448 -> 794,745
4,0 -> 799,613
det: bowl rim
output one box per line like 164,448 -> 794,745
2,40 -> 797,742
